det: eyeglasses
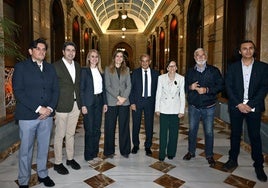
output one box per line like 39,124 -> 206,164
168,65 -> 176,68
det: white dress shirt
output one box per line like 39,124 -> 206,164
91,67 -> 103,94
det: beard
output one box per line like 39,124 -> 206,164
196,60 -> 206,65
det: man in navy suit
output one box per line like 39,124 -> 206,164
130,54 -> 159,155
223,40 -> 268,182
13,38 -> 59,188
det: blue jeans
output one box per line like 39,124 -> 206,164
188,105 -> 215,157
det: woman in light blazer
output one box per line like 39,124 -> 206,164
104,50 -> 131,158
155,60 -> 185,161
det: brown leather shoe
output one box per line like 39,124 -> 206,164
206,156 -> 216,167
183,152 -> 195,160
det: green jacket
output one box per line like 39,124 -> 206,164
53,59 -> 81,112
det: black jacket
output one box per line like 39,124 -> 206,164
185,64 -> 223,108
225,60 -> 268,112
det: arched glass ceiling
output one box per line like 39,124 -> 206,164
86,0 -> 160,33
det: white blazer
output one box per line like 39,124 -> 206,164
155,73 -> 185,114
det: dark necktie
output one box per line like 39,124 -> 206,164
144,70 -> 148,98
37,63 -> 42,71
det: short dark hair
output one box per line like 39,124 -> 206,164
239,40 -> 256,49
29,38 -> 48,50
63,41 -> 76,51
165,60 -> 177,69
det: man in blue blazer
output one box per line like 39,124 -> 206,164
130,54 -> 159,155
13,38 -> 59,188
223,40 -> 268,182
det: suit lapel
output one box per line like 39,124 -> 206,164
237,62 -> 244,93
138,68 -> 143,89
60,60 -> 74,83
74,62 -> 80,84
248,61 -> 257,97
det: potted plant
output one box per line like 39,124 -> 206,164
0,17 -> 25,115
0,17 -> 25,60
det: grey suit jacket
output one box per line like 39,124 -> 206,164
104,66 -> 131,106
53,59 -> 81,112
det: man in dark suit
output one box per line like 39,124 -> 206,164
130,54 -> 159,155
53,42 -> 81,175
13,38 -> 59,188
223,40 -> 268,182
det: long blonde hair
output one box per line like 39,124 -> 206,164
109,50 -> 128,75
86,49 -> 103,73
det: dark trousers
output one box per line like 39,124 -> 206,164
229,109 -> 264,168
104,105 -> 130,156
159,114 -> 179,159
132,98 -> 155,149
83,95 -> 103,161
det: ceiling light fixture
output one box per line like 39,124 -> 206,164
121,0 -> 127,19
121,10 -> 127,19
121,33 -> 125,39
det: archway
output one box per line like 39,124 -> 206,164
159,27 -> 165,71
169,14 -> 178,63
186,0 -> 204,70
73,16 -> 81,64
51,0 -> 65,63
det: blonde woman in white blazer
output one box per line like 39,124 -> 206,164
155,60 -> 185,161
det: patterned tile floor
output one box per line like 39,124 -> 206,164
0,111 -> 267,188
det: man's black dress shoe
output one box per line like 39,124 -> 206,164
206,156 -> 216,167
145,148 -> 152,156
159,158 -> 164,161
131,146 -> 139,154
222,159 -> 238,172
66,159 -> 81,170
255,167 -> 267,182
19,185 -> 29,188
38,176 -> 55,187
183,152 -> 195,160
104,154 -> 115,159
54,163 -> 69,175
168,156 -> 173,160
122,154 -> 129,158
